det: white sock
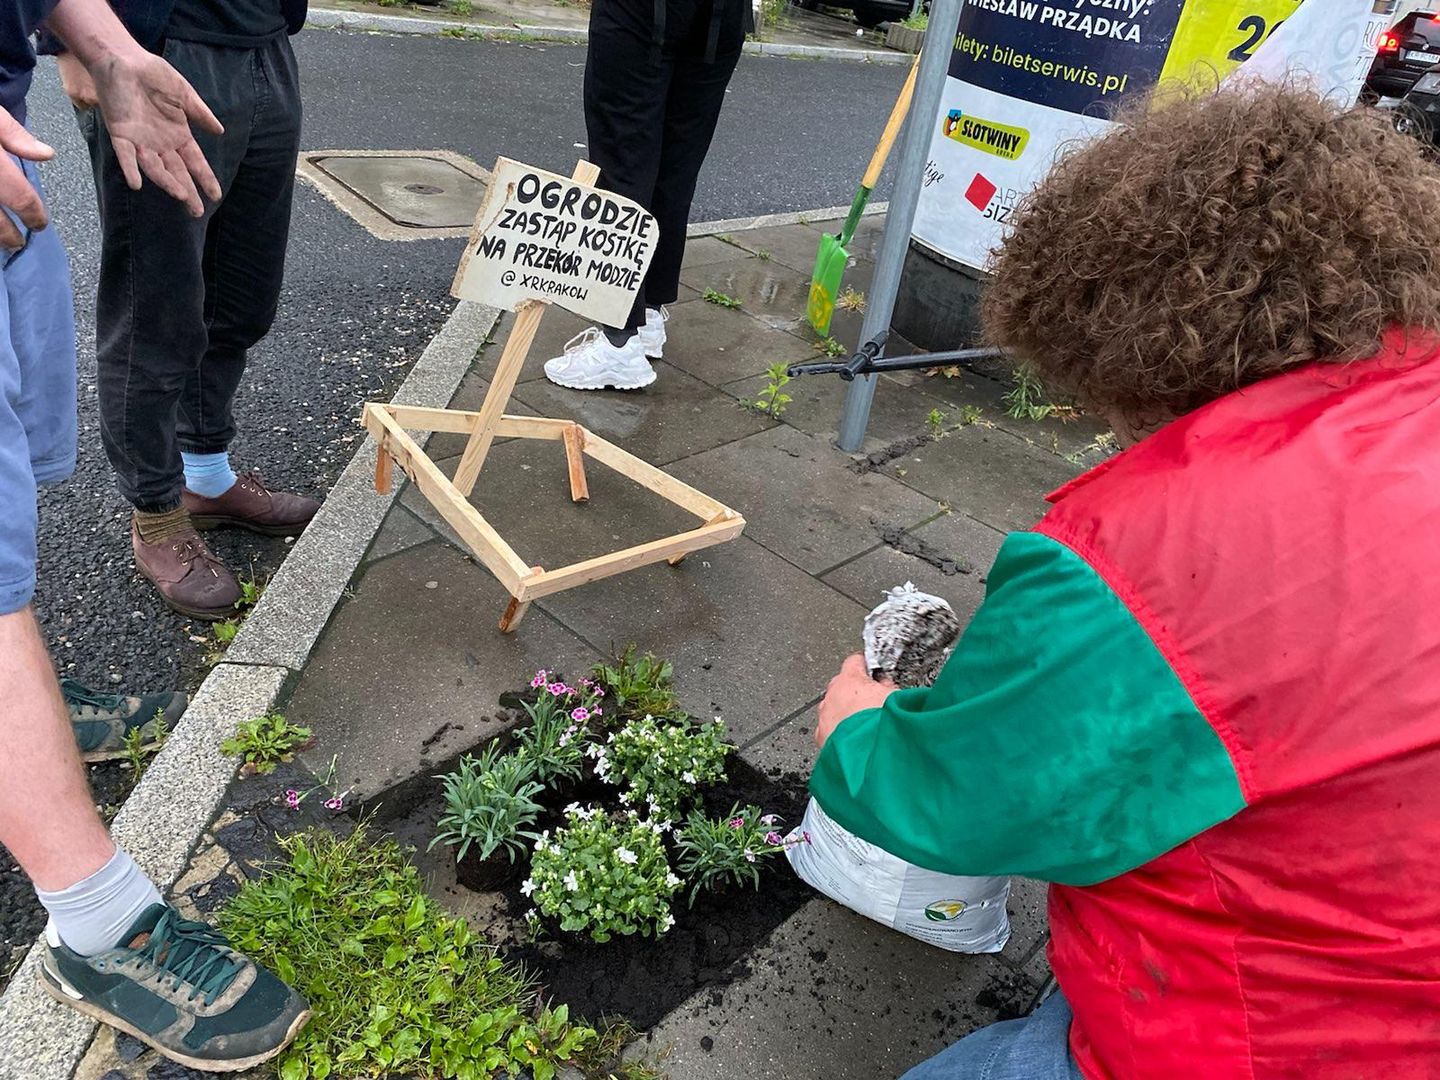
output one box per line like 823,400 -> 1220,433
35,848 -> 163,956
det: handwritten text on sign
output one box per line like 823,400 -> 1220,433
451,158 -> 657,327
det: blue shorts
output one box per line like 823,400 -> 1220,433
0,160 -> 78,615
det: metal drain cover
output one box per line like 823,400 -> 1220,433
313,155 -> 487,229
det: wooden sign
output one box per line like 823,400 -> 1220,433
362,160 -> 745,632
452,158 -> 658,328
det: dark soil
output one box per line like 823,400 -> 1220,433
1,760 -> 138,990
360,732 -> 815,1032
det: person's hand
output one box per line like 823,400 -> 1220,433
0,111 -> 54,249
55,52 -> 98,110
87,49 -> 223,216
815,654 -> 895,750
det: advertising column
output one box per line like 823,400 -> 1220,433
912,0 -> 1388,272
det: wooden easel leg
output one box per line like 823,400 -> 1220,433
375,440 -> 393,494
453,299 -> 548,497
667,552 -> 687,566
563,424 -> 590,503
498,595 -> 530,633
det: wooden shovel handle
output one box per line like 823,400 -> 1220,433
862,52 -> 922,191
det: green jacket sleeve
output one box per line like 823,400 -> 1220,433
809,531 -> 1246,886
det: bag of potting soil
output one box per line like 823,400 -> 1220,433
786,583 -> 1012,954
786,800 -> 1012,953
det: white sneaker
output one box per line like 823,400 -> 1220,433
543,327 -> 657,391
635,306 -> 669,359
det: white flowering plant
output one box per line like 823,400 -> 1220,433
591,715 -> 731,818
524,807 -> 682,942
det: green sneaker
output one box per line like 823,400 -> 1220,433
38,903 -> 309,1073
61,678 -> 188,763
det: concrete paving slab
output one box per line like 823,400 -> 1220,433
365,503 -> 438,564
887,366 -> 1114,460
533,533 -> 865,743
511,360 -> 776,466
661,300 -> 819,387
820,511 -> 1004,625
641,892 -> 1038,1080
669,425 -> 943,575
719,222 -> 831,275
721,368 -> 951,455
880,425 -> 1077,534
680,258 -> 812,330
805,213 -> 886,262
682,234 -> 750,269
285,541 -> 601,799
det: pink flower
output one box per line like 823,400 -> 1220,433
764,831 -> 783,846
760,814 -> 780,825
728,816 -> 745,829
571,707 -> 590,722
283,789 -> 301,810
592,706 -> 603,717
547,682 -> 569,697
323,796 -> 344,811
530,670 -> 548,689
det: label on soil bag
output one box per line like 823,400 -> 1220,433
786,799 -> 1012,953
452,158 -> 658,327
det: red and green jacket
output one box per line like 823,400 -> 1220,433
811,328 -> 1440,1078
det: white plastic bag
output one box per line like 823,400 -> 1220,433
788,583 -> 1012,954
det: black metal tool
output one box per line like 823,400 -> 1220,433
787,334 -> 1006,381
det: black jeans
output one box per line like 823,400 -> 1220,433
78,36 -> 302,512
584,0 -> 743,334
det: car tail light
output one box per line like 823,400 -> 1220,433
1379,31 -> 1401,52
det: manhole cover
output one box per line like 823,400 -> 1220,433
313,155 -> 487,229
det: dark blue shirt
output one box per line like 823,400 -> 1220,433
1,0 -> 59,122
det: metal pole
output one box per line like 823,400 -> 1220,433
836,0 -> 964,452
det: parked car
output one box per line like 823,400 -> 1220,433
795,0 -> 913,30
1365,10 -> 1440,101
1394,65 -> 1440,143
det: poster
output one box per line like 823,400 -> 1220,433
913,0 -> 1388,270
452,158 -> 658,327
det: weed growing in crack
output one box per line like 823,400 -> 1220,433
756,249 -> 773,261
221,712 -> 313,776
837,285 -> 866,313
1004,368 -> 1081,422
749,362 -> 793,419
702,287 -> 742,309
122,711 -> 169,779
817,336 -> 847,358
926,408 -> 947,436
960,404 -> 984,426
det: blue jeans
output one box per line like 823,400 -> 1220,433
0,160 -> 78,615
901,991 -> 1084,1080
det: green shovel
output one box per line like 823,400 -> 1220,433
807,52 -> 921,337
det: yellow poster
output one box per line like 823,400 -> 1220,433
1161,1 -> 1305,87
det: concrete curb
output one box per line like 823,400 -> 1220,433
0,299 -> 500,1080
305,7 -> 910,64
687,200 -> 888,239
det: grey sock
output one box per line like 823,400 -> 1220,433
35,847 -> 163,956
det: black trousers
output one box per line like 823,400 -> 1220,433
78,36 -> 302,512
584,0 -> 744,334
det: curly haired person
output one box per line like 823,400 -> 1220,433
811,84 -> 1440,1078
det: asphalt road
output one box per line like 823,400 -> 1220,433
24,28 -> 907,696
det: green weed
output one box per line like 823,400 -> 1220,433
592,645 -> 680,724
702,288 -> 742,309
450,0 -> 474,13
959,404 -> 984,426
1003,368 -> 1079,422
817,337 -> 846,358
753,362 -> 793,419
926,408 -> 946,436
836,286 -> 866,313
756,249 -> 773,262
221,712 -> 313,776
220,825 -> 596,1080
900,10 -> 928,29
122,711 -> 169,779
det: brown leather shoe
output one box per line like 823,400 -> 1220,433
182,470 -> 319,537
131,520 -> 243,621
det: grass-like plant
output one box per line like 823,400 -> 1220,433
525,808 -> 682,942
220,824 -> 595,1080
220,713 -> 312,776
430,743 -> 544,864
673,803 -> 795,906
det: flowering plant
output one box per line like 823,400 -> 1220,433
591,715 -> 731,818
429,743 -> 543,864
673,804 -> 801,906
524,807 -> 682,942
513,670 -> 601,783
